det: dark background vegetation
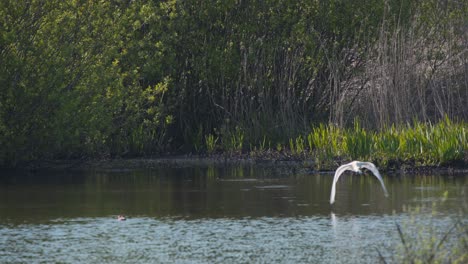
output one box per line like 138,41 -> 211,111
0,0 -> 466,166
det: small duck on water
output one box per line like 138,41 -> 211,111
117,215 -> 126,221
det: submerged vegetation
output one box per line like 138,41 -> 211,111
0,0 -> 466,167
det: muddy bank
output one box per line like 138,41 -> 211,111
10,152 -> 467,176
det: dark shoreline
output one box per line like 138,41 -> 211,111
5,153 -> 467,175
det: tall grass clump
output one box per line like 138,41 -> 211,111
397,121 -> 433,163
392,117 -> 467,166
198,117 -> 465,169
111,124 -> 166,157
343,120 -> 375,161
301,118 -> 465,169
306,124 -> 342,168
191,125 -> 204,153
219,126 -> 244,154
430,118 -> 466,165
344,117 -> 466,167
289,135 -> 306,157
373,125 -> 400,166
205,134 -> 218,154
392,216 -> 467,263
380,192 -> 468,263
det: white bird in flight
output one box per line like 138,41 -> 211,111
330,161 -> 389,204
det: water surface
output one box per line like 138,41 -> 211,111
1,165 -> 466,263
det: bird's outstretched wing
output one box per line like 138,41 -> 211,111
330,162 -> 353,204
359,162 -> 389,197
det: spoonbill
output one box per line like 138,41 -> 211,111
330,161 -> 389,204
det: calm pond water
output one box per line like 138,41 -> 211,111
0,164 -> 467,263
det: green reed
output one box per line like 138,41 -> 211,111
298,118 -> 465,167
124,124 -> 162,156
205,134 -> 218,154
382,192 -> 468,263
202,117 -> 466,168
388,117 -> 467,166
343,120 -> 374,160
305,124 -> 342,168
229,126 -> 244,153
289,135 -> 305,156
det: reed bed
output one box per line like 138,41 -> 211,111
205,118 -> 467,169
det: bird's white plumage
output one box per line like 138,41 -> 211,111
330,161 -> 389,204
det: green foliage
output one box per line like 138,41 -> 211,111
222,126 -> 244,153
289,135 -> 305,156
191,125 -> 204,153
205,134 -> 218,155
276,143 -> 283,153
289,138 -> 295,155
307,124 -> 341,167
0,1 -> 466,166
298,119 -> 465,168
430,117 -> 466,165
343,120 -> 374,160
387,193 -> 468,263
259,136 -> 268,152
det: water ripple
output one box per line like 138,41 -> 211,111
1,215 -> 454,263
